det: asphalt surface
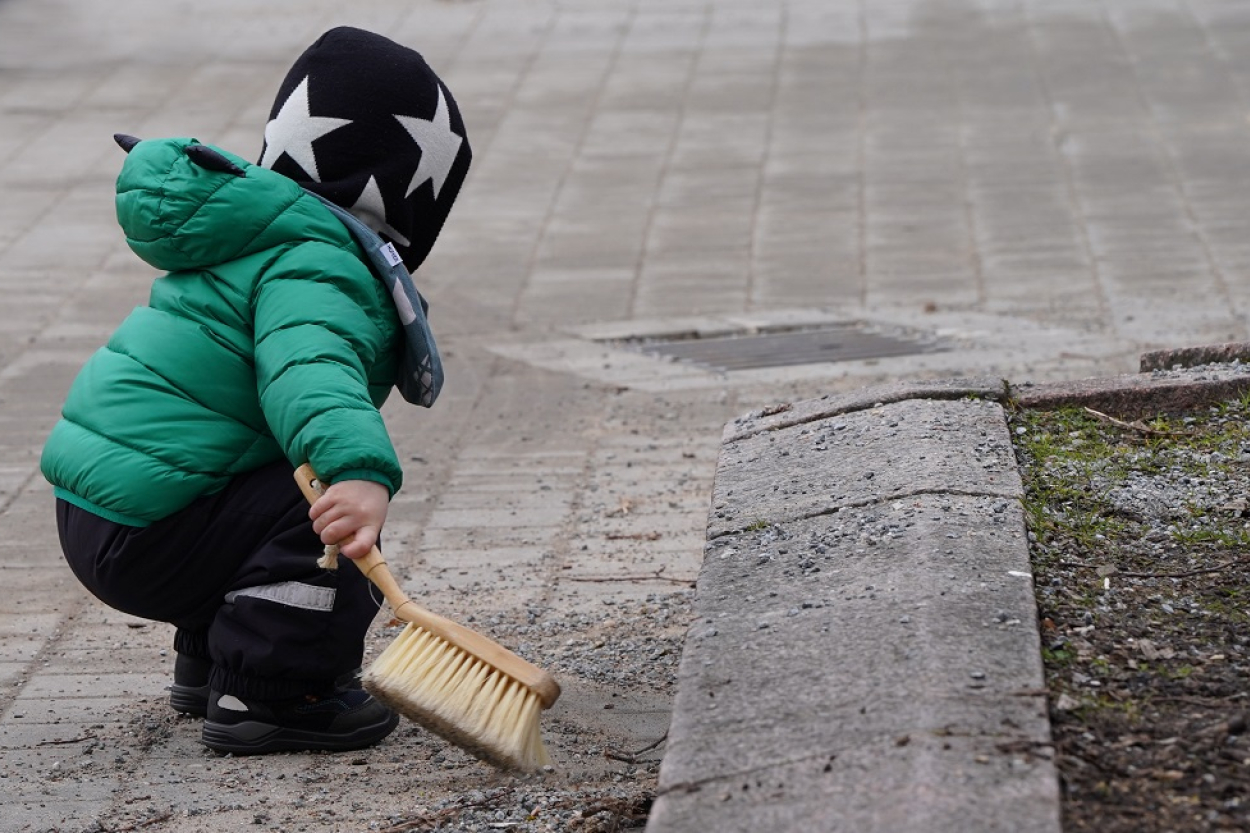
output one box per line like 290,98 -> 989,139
4,0 -> 1250,830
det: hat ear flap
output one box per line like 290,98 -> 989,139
114,133 -> 141,153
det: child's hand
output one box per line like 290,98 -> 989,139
308,479 -> 390,559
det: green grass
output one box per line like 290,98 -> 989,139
1012,398 -> 1250,561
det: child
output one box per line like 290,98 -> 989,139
40,27 -> 471,754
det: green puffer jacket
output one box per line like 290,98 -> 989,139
41,138 -> 402,526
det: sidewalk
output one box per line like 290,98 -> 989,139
4,0 -> 1250,830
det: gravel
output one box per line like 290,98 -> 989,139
1011,387 -> 1250,833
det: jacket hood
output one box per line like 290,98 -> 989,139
115,137 -> 350,273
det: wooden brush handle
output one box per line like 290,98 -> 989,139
294,464 -> 561,709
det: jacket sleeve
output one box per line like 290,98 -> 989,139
252,241 -> 403,494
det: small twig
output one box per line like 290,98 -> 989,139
995,739 -> 1055,759
378,790 -> 514,833
1150,693 -> 1248,707
1082,407 -> 1196,437
605,732 -> 668,763
1118,556 -> 1250,579
1055,556 -> 1250,579
566,568 -> 695,586
605,531 -> 662,541
550,794 -> 653,826
36,733 -> 97,746
100,814 -> 173,833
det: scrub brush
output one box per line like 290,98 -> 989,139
294,464 -> 561,771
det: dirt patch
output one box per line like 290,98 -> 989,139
1011,395 -> 1250,832
25,592 -> 690,833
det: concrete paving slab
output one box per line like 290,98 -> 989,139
0,763 -> 121,802
0,718 -> 126,749
2,799 -> 122,833
16,672 -> 167,701
0,568 -> 78,612
5,696 -> 148,725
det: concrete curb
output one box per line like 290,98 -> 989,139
1012,365 -> 1250,420
648,352 -> 1250,833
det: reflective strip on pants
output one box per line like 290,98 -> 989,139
225,581 -> 336,612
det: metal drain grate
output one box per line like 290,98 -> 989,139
622,323 -> 942,372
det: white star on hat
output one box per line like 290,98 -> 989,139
395,85 -> 463,199
347,175 -> 411,247
260,75 -> 351,182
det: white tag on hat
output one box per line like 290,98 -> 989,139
380,242 -> 404,268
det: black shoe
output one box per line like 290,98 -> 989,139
170,660 -> 363,719
201,688 -> 399,755
168,654 -> 211,717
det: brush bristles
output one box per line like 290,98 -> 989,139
363,623 -> 552,772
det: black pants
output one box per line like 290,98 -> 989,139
56,461 -> 378,700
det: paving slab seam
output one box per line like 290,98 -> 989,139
0,602 -> 85,722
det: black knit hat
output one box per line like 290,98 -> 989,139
259,27 -> 471,272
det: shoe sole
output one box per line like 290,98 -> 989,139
168,683 -> 210,717
201,711 -> 399,755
